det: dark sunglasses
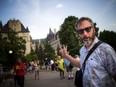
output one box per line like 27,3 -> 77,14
77,26 -> 92,34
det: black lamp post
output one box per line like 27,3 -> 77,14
8,50 -> 13,68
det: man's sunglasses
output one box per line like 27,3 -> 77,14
77,26 -> 92,34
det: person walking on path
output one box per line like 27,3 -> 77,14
50,60 -> 55,71
44,59 -> 49,71
64,57 -> 73,80
10,66 -> 17,87
14,58 -> 26,87
57,56 -> 65,79
59,17 -> 116,87
33,60 -> 40,80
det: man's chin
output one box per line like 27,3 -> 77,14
83,40 -> 92,47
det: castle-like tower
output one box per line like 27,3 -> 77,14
47,28 -> 60,54
0,19 -> 31,55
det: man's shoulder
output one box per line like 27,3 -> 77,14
98,42 -> 114,51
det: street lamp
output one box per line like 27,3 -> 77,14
45,58 -> 47,60
8,50 -> 13,68
9,50 -> 13,54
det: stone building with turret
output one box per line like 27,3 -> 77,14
46,28 -> 60,54
0,19 -> 32,55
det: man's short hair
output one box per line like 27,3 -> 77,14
75,17 -> 94,30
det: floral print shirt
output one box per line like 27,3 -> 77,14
80,37 -> 116,87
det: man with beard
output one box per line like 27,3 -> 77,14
59,17 -> 116,87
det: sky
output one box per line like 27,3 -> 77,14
0,0 -> 116,39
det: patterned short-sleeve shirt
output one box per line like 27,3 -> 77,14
80,37 -> 116,87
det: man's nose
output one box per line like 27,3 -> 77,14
83,30 -> 88,35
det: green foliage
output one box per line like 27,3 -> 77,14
43,40 -> 57,61
35,39 -> 57,65
94,23 -> 99,37
0,29 -> 26,68
0,34 -> 7,63
99,30 -> 116,51
56,46 -> 61,56
36,44 -> 45,65
25,54 -> 38,62
59,16 -> 80,56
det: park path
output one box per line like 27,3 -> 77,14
0,68 -> 77,87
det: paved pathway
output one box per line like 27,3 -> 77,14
0,68 -> 76,87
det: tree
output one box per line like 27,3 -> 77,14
0,29 -> 26,68
94,23 -> 99,37
25,54 -> 38,63
0,34 -> 7,63
36,44 -> 44,65
59,16 -> 80,56
99,30 -> 116,51
43,40 -> 56,62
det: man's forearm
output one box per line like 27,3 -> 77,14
65,54 -> 80,68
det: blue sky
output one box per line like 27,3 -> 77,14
0,0 -> 116,39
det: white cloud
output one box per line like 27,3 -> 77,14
56,4 -> 63,8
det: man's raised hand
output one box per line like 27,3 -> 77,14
59,45 -> 68,57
